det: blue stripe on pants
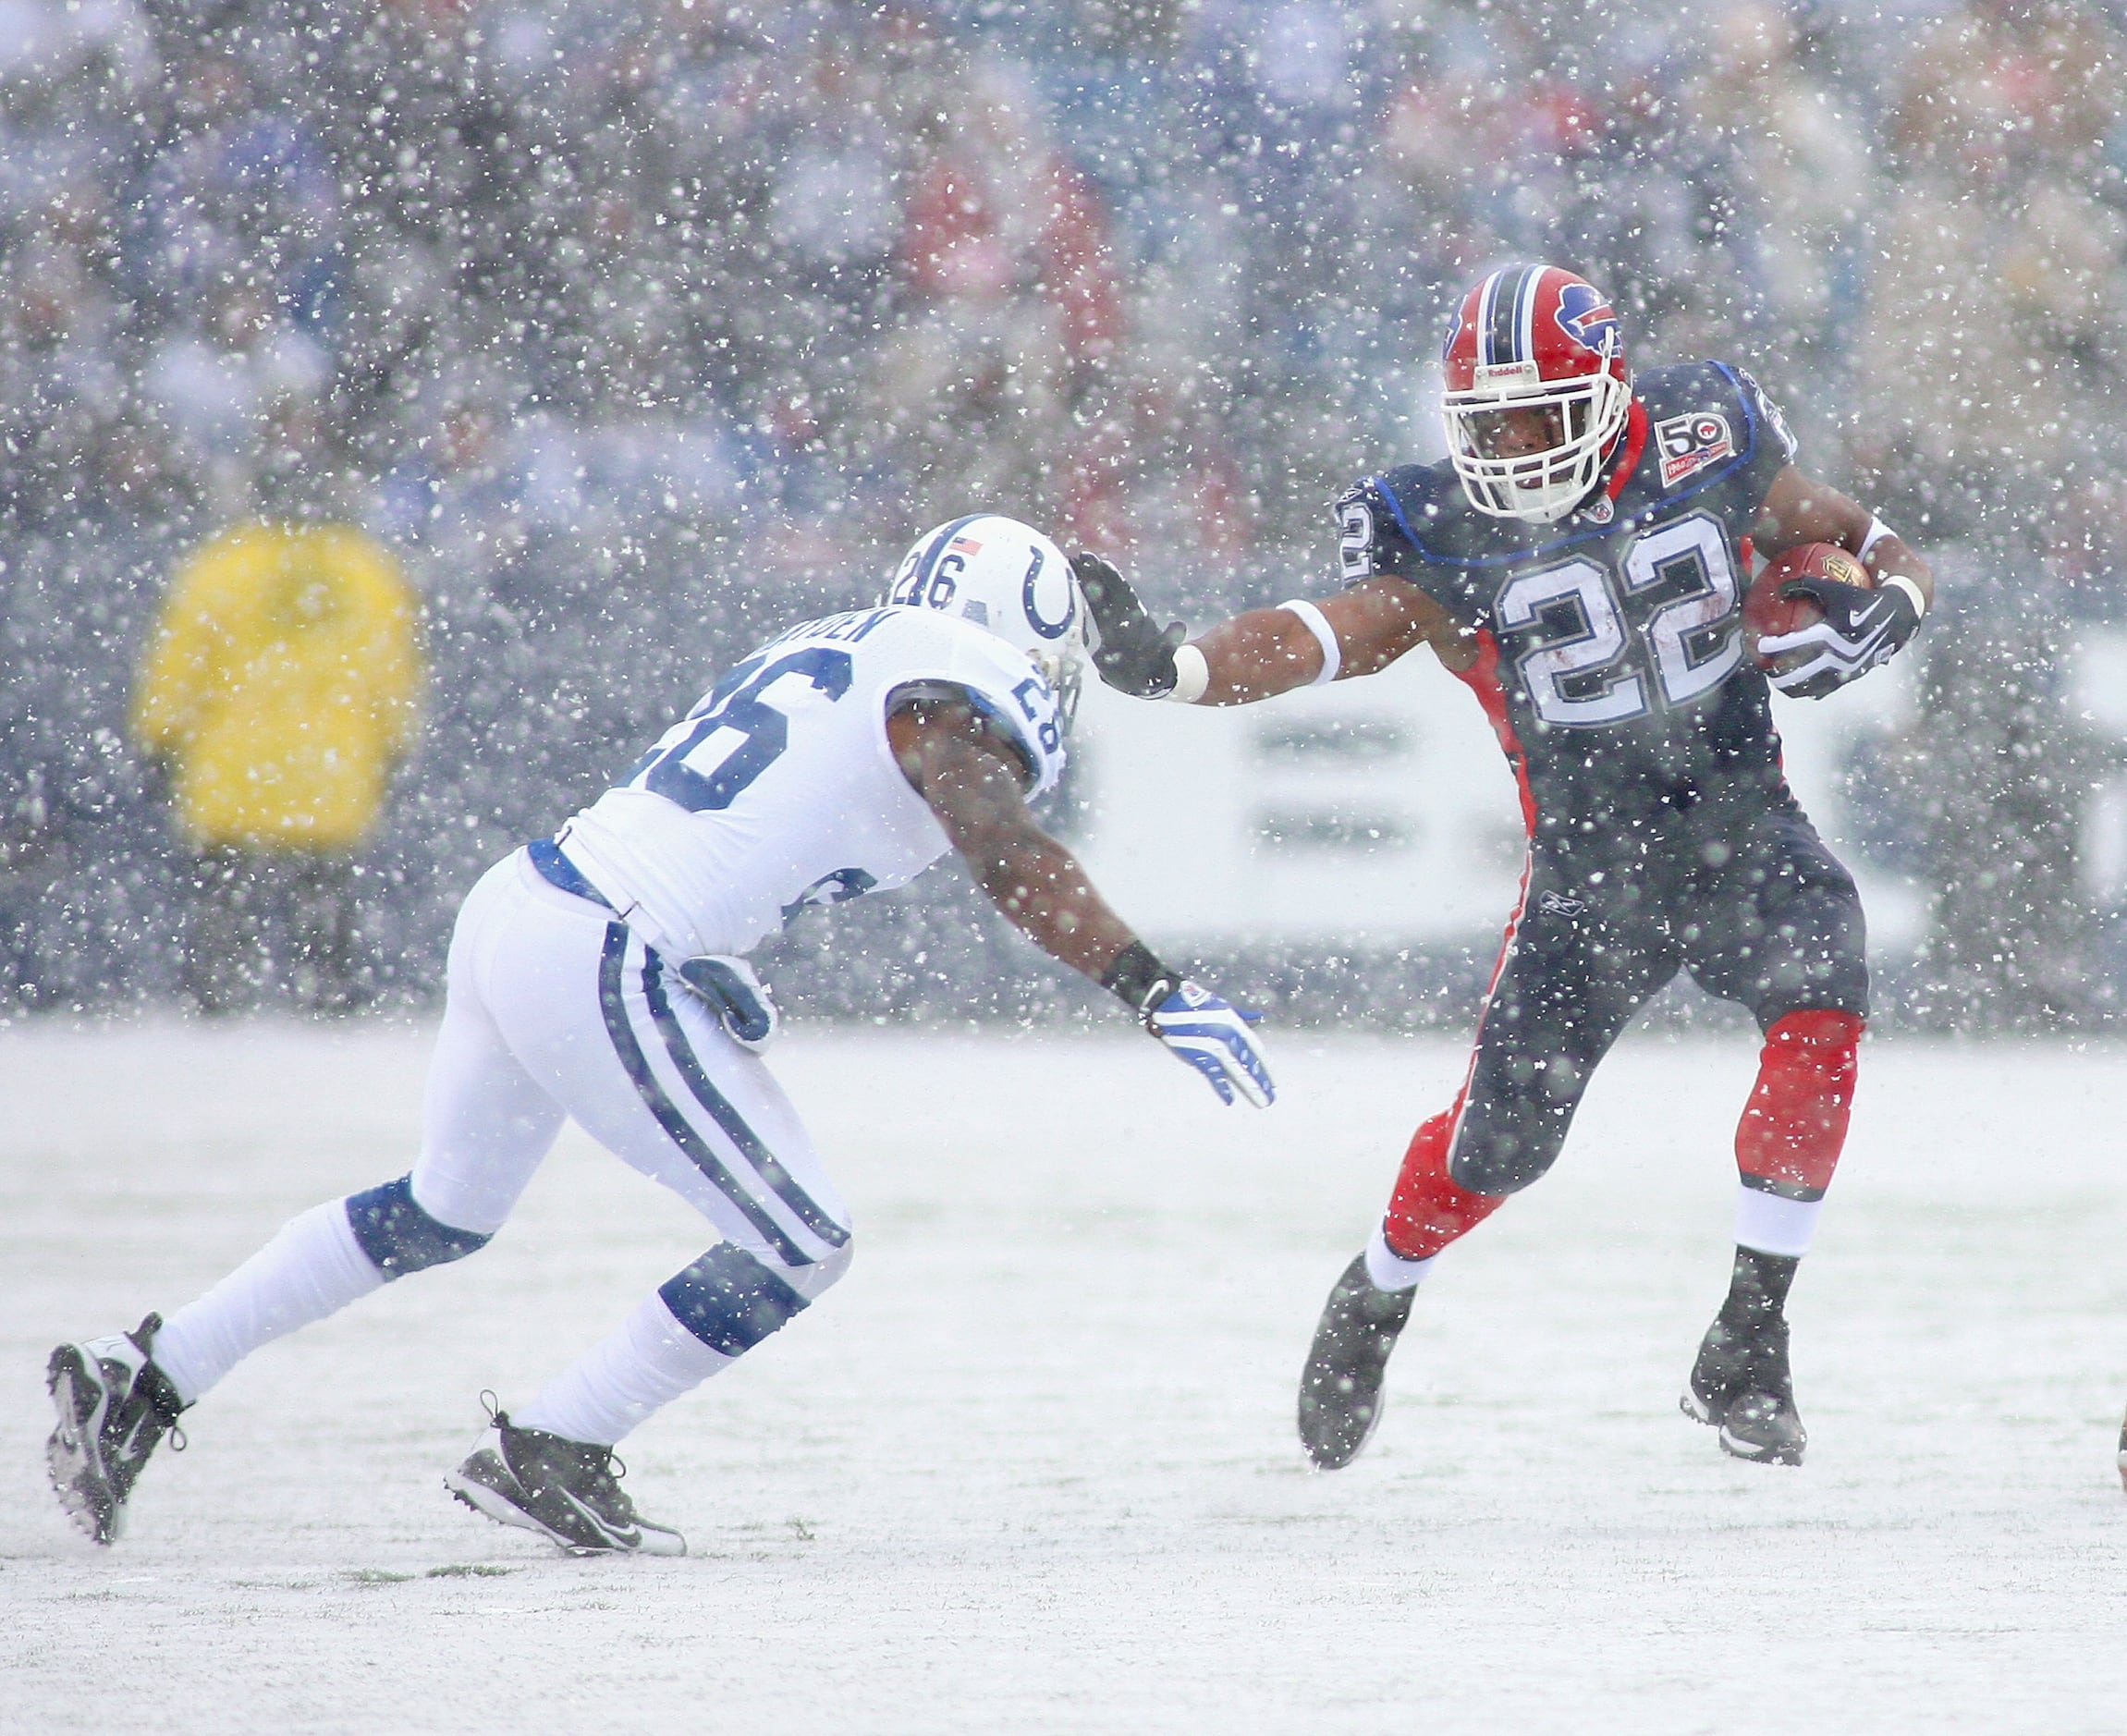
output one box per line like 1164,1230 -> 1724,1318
594,923 -> 812,1267
640,951 -> 849,1250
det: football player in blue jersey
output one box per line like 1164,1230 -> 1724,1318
44,515 -> 1273,1555
1080,263 -> 1932,1471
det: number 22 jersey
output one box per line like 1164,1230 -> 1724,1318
556,605 -> 1067,962
1339,361 -> 1799,840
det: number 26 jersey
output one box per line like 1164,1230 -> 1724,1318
556,605 -> 1067,962
1339,361 -> 1798,834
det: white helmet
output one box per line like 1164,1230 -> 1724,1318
884,514 -> 1087,718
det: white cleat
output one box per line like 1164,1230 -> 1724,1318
46,1314 -> 187,1544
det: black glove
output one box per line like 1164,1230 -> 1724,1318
1071,550 -> 1187,699
1760,574 -> 1924,701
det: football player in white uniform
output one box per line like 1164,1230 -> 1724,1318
45,516 -> 1274,1556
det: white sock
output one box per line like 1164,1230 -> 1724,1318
153,1200 -> 385,1406
1363,1223 -> 1437,1293
512,1294 -> 735,1447
1733,1182 -> 1824,1259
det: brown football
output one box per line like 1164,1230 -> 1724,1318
1744,542 -> 1874,673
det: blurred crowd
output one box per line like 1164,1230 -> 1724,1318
3,0 -> 2125,1022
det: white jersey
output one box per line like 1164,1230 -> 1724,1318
556,605 -> 1068,961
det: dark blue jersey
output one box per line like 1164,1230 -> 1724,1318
1339,361 -> 1800,844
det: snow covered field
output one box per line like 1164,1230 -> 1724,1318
4,1021 -> 2125,1733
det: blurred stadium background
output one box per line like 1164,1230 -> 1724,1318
3,0 -> 2123,1031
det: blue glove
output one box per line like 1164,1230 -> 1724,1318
1145,980 -> 1276,1107
1759,574 -> 1925,700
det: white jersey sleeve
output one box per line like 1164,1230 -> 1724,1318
555,605 -> 1067,961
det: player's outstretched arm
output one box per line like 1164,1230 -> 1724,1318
1074,552 -> 1461,707
888,697 -> 1274,1106
1751,467 -> 1933,699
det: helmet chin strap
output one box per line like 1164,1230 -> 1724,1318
1035,648 -> 1084,723
1593,397 -> 1648,497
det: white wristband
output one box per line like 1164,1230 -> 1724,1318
1278,598 -> 1342,687
1880,573 -> 1927,619
1165,642 -> 1210,704
1858,516 -> 1897,562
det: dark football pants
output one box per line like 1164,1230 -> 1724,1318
1443,805 -> 1868,1199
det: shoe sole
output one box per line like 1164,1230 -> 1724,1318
1297,1388 -> 1386,1471
1684,1387 -> 1804,1465
445,1467 -> 578,1546
46,1345 -> 119,1544
1717,1425 -> 1805,1467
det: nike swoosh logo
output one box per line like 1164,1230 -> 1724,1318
1841,616 -> 1896,664
558,1488 -> 639,1549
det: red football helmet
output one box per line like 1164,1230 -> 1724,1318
1440,263 -> 1632,524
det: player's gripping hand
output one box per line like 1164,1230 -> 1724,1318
1145,981 -> 1276,1107
1759,574 -> 1924,700
676,954 -> 779,1051
1072,550 -> 1186,698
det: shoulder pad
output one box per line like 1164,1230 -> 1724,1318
1339,463 -> 1467,578
1727,365 -> 1799,464
1635,361 -> 1795,493
928,624 -> 1068,795
1636,361 -> 1741,422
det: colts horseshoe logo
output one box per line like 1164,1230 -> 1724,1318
1021,546 -> 1076,642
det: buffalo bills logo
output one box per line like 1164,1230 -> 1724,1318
1554,282 -> 1618,357
1441,304 -> 1466,362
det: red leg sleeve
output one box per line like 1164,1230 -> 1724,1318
1734,1009 -> 1864,1195
1383,1107 -> 1508,1261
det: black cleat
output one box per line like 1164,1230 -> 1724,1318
46,1314 -> 188,1544
1297,1254 -> 1416,1470
1681,1313 -> 1806,1466
446,1401 -> 685,1556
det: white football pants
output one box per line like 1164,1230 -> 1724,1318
152,848 -> 852,1444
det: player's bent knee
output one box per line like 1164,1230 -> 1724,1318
1754,907 -> 1870,1026
1445,1108 -> 1565,1195
344,1174 -> 494,1279
657,1241 -> 849,1357
800,1238 -> 855,1297
1447,1144 -> 1551,1196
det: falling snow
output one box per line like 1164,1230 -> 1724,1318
7,3 -> 2127,1729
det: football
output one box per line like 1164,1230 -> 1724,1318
1743,542 -> 1874,673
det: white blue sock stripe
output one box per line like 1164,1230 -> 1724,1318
657,1244 -> 811,1355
